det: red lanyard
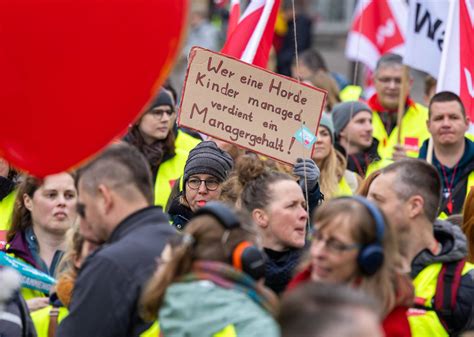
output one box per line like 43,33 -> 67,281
439,163 -> 459,214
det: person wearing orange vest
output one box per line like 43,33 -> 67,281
419,91 -> 474,218
368,54 -> 430,161
367,159 -> 474,336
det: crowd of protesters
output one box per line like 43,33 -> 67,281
2,2 -> 474,337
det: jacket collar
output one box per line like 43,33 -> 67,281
107,206 -> 169,244
368,94 -> 416,113
6,230 -> 38,268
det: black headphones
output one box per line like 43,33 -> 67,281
193,201 -> 267,281
344,196 -> 386,276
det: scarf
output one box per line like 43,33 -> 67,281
180,260 -> 279,316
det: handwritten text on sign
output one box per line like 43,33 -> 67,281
178,47 -> 327,164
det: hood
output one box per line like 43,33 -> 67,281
412,220 -> 468,272
419,138 -> 474,173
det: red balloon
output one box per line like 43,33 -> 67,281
0,0 -> 188,177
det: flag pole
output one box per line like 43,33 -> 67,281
396,65 -> 409,144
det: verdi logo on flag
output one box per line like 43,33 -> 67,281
403,0 -> 449,78
345,0 -> 407,70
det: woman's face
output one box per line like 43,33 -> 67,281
312,126 -> 332,164
138,104 -> 175,144
262,179 -> 308,251
310,216 -> 360,284
185,173 -> 222,212
24,173 -> 77,236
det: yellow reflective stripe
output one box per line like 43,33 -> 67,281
213,324 -> 237,337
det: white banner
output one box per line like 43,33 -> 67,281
403,0 -> 449,78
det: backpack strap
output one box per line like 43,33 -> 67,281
434,258 -> 466,334
48,307 -> 60,337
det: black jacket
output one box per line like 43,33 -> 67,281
419,138 -> 474,215
335,138 -> 381,178
411,220 -> 474,335
57,206 -> 177,337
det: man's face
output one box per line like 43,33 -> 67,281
428,100 -> 468,147
77,180 -> 108,243
367,172 -> 410,233
374,65 -> 410,110
340,111 -> 373,151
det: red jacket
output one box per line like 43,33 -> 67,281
287,266 -> 412,337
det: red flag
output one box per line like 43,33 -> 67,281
437,0 -> 474,124
345,0 -> 407,70
227,0 -> 241,40
221,0 -> 280,68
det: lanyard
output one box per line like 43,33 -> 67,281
439,163 -> 459,214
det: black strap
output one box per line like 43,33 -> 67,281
434,259 -> 466,335
440,173 -> 469,215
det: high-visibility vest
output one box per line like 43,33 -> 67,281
372,103 -> 430,160
408,261 -> 474,337
336,172 -> 357,197
31,305 -> 160,337
0,190 -> 16,231
339,85 -> 363,102
154,149 -> 189,209
175,129 -> 201,153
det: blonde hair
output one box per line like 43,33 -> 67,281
316,147 -> 346,199
313,198 -> 400,317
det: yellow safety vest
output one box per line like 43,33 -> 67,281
339,85 -> 363,102
154,149 -> 189,209
408,261 -> 474,337
31,305 -> 160,337
31,305 -> 69,337
335,173 -> 356,197
372,103 -> 430,160
438,171 -> 474,219
175,129 -> 201,154
0,190 -> 16,231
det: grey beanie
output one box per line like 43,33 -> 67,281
319,113 -> 335,143
331,101 -> 372,138
183,141 -> 234,183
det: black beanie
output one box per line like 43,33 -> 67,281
184,141 -> 234,183
148,88 -> 175,112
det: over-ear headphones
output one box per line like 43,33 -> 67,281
341,196 -> 386,276
193,202 -> 267,280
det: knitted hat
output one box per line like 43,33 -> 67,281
148,88 -> 175,112
319,113 -> 335,143
331,101 -> 372,138
183,141 -> 234,183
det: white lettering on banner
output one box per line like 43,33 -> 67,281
376,19 -> 395,46
465,68 -> 474,98
414,2 -> 445,51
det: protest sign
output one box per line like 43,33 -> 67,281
178,47 -> 327,165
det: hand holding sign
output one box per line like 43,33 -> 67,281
179,48 -> 327,165
0,0 -> 188,177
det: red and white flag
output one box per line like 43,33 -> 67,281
221,0 -> 280,68
345,0 -> 407,70
437,0 -> 474,123
227,0 -> 241,40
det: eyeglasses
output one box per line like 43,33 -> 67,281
76,202 -> 86,218
148,107 -> 174,118
187,178 -> 220,191
375,77 -> 402,85
312,230 -> 361,253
